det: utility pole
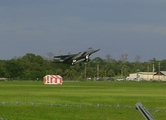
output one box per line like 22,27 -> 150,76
152,61 -> 155,80
152,63 -> 155,72
158,62 -> 160,81
84,63 -> 87,79
121,67 -> 123,78
97,64 -> 99,78
147,66 -> 149,81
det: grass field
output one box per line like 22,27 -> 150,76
0,81 -> 166,120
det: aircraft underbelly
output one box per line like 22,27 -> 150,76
73,52 -> 82,59
72,58 -> 86,65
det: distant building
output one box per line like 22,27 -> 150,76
127,71 -> 166,81
0,78 -> 7,81
153,71 -> 166,81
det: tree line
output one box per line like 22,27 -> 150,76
0,53 -> 165,81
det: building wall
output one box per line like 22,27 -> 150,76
129,73 -> 137,78
153,75 -> 166,81
140,74 -> 154,81
128,72 -> 166,81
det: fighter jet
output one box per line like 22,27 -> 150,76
54,47 -> 100,65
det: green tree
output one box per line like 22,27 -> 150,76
4,59 -> 24,78
0,61 -> 5,77
107,69 -> 115,77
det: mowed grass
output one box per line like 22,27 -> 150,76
0,81 -> 166,120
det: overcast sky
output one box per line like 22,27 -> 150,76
1,0 -> 166,62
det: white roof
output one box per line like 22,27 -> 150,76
160,71 -> 166,75
44,75 -> 62,78
130,72 -> 156,75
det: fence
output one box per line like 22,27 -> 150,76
1,101 -> 166,120
1,101 -> 166,112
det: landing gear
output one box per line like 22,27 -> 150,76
86,55 -> 89,61
72,59 -> 76,65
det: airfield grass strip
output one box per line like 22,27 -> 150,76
1,102 -> 166,120
1,81 -> 166,120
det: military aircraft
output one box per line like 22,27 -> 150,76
54,47 -> 100,65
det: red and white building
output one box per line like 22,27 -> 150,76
43,75 -> 63,85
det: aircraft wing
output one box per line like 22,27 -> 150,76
54,54 -> 73,59
54,54 -> 77,64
